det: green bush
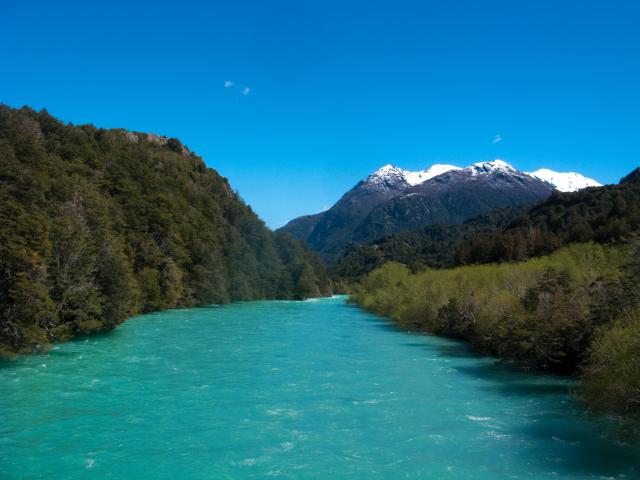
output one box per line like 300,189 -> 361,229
580,310 -> 640,432
355,241 -> 640,427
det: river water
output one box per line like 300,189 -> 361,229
1,296 -> 638,479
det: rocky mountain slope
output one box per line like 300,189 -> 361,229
281,160 -> 590,260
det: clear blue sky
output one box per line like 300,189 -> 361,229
2,0 -> 639,227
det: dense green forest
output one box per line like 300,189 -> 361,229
354,243 -> 640,431
0,105 -> 331,358
331,207 -> 526,283
455,170 -> 640,265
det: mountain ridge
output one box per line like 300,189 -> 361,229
358,159 -> 600,194
281,159 -> 594,260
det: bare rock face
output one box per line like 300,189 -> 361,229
145,133 -> 169,145
122,131 -> 139,143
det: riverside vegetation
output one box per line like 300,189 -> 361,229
354,243 -> 640,432
352,168 -> 640,432
0,105 -> 331,358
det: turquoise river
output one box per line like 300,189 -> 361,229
1,296 -> 639,479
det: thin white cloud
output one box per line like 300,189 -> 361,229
242,86 -> 251,95
493,134 -> 502,144
224,80 -> 234,88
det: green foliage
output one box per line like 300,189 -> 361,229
332,207 -> 526,282
580,310 -> 640,434
355,241 -> 640,428
458,176 -> 640,265
0,105 -> 331,357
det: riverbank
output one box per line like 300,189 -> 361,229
353,242 -> 640,433
2,296 -> 638,479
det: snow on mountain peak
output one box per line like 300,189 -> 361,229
467,159 -> 516,176
368,163 -> 461,187
527,169 -> 602,192
373,164 -> 398,174
404,164 -> 461,185
366,164 -> 410,188
366,160 -> 600,192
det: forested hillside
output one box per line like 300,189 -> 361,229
0,105 -> 331,358
456,170 -> 640,264
332,206 -> 526,282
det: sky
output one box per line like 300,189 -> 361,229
1,0 -> 639,228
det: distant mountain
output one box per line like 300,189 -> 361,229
284,163 -> 464,245
281,164 -> 430,258
349,160 -> 554,245
280,159 -> 574,260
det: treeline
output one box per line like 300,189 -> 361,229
331,207 -> 525,283
0,105 -> 331,358
354,243 -> 640,431
456,172 -> 640,264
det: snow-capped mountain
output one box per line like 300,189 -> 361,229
280,159 -> 582,259
368,160 -> 601,192
466,159 -> 516,176
403,164 -> 461,185
365,165 -> 412,190
527,169 -> 602,192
